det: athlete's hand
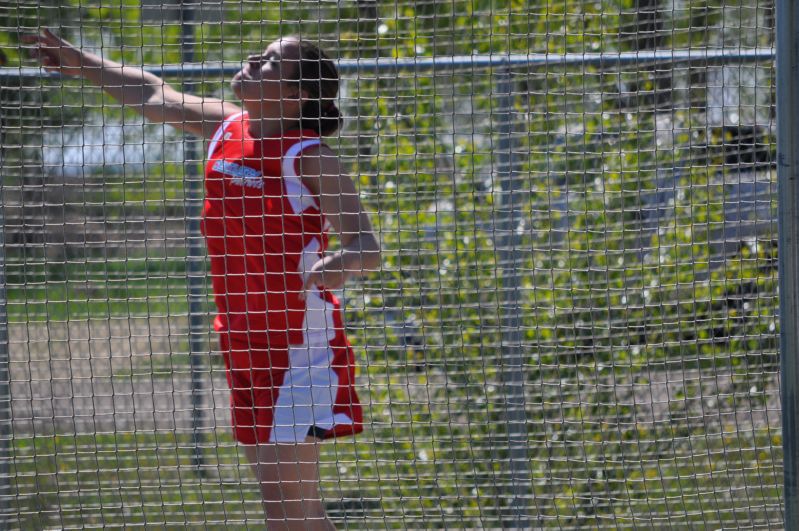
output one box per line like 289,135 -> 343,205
300,258 -> 348,300
22,28 -> 87,77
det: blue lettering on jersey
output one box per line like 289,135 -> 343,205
213,160 -> 264,190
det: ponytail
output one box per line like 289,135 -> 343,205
299,99 -> 343,137
292,38 -> 343,136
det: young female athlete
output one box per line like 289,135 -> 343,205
26,29 -> 380,530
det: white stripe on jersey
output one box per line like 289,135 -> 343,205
283,139 -> 322,214
206,111 -> 246,159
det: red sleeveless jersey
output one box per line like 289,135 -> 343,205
202,112 -> 342,346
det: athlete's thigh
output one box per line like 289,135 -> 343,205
255,438 -> 323,501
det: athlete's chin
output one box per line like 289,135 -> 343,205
231,79 -> 243,100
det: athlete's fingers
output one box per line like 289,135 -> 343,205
20,34 -> 45,61
21,34 -> 53,61
21,46 -> 53,70
300,273 -> 318,300
39,28 -> 64,48
23,44 -> 58,71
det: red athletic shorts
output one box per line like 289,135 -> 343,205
219,330 -> 363,445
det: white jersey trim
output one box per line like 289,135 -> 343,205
206,111 -> 246,159
283,139 -> 322,214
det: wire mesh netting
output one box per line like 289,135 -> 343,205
0,1 -> 783,529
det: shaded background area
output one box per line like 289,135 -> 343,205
0,0 -> 782,528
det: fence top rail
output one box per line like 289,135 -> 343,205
0,48 -> 776,82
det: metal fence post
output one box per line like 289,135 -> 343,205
0,187 -> 10,527
180,6 -> 207,473
494,64 -> 532,527
777,0 -> 799,527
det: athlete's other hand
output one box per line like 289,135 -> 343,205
22,28 -> 86,77
300,259 -> 348,300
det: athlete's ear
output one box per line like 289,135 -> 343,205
296,87 -> 311,103
284,86 -> 309,106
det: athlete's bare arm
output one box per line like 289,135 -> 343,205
23,29 -> 240,139
299,145 -> 381,293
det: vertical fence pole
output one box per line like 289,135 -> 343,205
494,64 -> 532,527
180,6 -> 206,472
777,0 -> 799,527
0,189 -> 10,525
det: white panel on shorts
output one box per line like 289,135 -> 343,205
269,343 -> 340,444
282,139 -> 322,214
299,239 -> 337,343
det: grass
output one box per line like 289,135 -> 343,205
5,254 -> 201,323
5,369 -> 784,530
0,226 -> 783,528
9,432 -> 264,529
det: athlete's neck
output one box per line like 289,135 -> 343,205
247,118 -> 302,139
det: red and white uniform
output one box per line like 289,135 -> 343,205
203,112 -> 362,444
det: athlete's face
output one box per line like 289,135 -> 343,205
231,38 -> 304,119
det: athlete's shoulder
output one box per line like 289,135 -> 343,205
280,129 -> 327,155
207,112 -> 249,159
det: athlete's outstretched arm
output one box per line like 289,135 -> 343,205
23,28 -> 240,139
299,146 -> 381,295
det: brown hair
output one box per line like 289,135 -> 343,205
292,39 -> 343,136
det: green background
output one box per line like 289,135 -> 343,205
0,1 -> 781,528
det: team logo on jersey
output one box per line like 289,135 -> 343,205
213,160 -> 264,190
